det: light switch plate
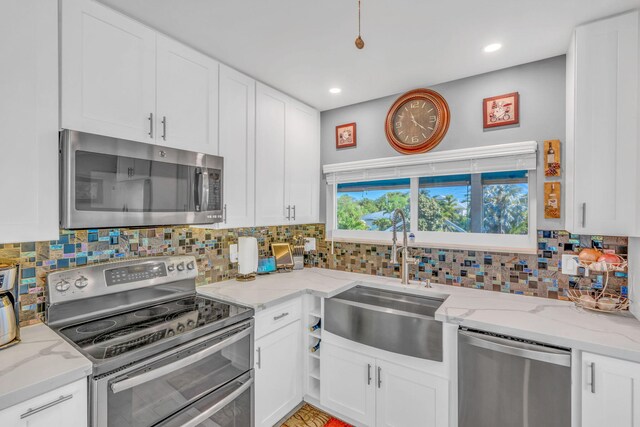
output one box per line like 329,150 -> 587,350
230,244 -> 238,263
304,238 -> 316,252
561,254 -> 579,275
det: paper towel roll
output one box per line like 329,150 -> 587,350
238,237 -> 258,276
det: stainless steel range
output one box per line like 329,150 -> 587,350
46,255 -> 254,427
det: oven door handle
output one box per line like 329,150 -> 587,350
179,378 -> 253,427
109,326 -> 252,394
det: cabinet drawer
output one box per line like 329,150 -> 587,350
255,297 -> 301,339
0,378 -> 88,427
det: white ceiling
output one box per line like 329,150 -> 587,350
97,0 -> 639,111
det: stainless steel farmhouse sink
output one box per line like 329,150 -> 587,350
324,286 -> 444,361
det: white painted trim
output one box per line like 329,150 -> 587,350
323,141 -> 537,174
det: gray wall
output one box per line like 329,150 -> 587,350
320,55 -> 566,230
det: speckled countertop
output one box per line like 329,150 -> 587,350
198,267 -> 640,363
0,323 -> 92,411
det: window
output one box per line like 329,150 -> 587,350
481,171 -> 528,235
337,179 -> 410,231
418,175 -> 471,233
324,141 -> 538,252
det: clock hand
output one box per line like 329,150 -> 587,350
409,112 -> 418,126
415,122 -> 428,131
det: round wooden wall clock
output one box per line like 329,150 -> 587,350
385,88 -> 450,154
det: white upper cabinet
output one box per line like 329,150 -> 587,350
61,0 -> 156,143
156,35 -> 219,154
581,352 -> 640,427
566,10 -> 639,236
0,0 -> 59,244
62,0 -> 218,154
285,101 -> 320,225
218,65 -> 256,228
256,83 -> 288,226
256,83 -> 320,226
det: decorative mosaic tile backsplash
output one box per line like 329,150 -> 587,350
313,229 -> 628,300
0,224 -> 324,326
0,223 -> 627,326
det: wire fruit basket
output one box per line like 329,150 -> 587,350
566,254 -> 629,314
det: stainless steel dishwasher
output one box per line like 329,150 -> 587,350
458,329 -> 571,427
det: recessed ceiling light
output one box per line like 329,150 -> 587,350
329,88 -> 342,94
483,43 -> 502,53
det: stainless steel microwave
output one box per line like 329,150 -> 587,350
60,130 -> 223,229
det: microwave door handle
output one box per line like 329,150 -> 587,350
110,327 -> 251,394
202,170 -> 210,213
179,378 -> 253,427
194,168 -> 203,212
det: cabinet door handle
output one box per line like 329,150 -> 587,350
148,113 -> 154,138
588,362 -> 596,393
161,116 -> 167,141
377,366 -> 382,388
21,394 -> 73,419
286,205 -> 291,220
273,312 -> 289,321
223,204 -> 227,224
581,203 -> 587,228
367,363 -> 372,385
256,347 -> 261,369
292,205 -> 296,221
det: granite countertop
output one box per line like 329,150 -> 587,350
0,323 -> 92,411
197,267 -> 640,363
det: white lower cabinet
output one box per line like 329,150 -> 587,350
581,352 -> 640,427
376,359 -> 448,427
321,341 -> 376,426
321,341 -> 448,427
255,313 -> 302,427
0,378 -> 87,427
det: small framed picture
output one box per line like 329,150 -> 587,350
483,92 -> 519,129
544,139 -> 561,177
336,122 -> 357,149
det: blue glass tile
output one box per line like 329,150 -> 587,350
58,235 -> 69,244
110,236 -> 119,245
76,257 -> 87,266
88,233 -> 98,242
50,244 -> 63,251
63,244 -> 75,254
57,259 -> 69,268
21,267 -> 35,279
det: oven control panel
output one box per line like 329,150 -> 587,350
105,263 -> 167,286
47,255 -> 198,303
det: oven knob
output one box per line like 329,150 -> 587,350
74,276 -> 89,289
167,264 -> 175,272
176,262 -> 185,272
177,323 -> 185,333
55,280 -> 70,292
186,320 -> 195,328
167,329 -> 175,337
186,261 -> 195,271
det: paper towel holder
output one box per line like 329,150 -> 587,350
236,236 -> 258,282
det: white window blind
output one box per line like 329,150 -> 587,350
324,141 -> 537,184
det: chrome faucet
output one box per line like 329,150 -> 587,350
391,208 -> 416,285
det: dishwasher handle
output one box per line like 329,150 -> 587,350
459,330 -> 571,367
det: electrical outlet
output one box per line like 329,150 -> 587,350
230,244 -> 238,263
304,238 -> 316,252
561,254 -> 579,275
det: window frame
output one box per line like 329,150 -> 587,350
324,142 -> 538,253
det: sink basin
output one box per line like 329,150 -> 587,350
324,286 -> 444,361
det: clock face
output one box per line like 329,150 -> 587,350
392,99 -> 438,146
385,89 -> 450,154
